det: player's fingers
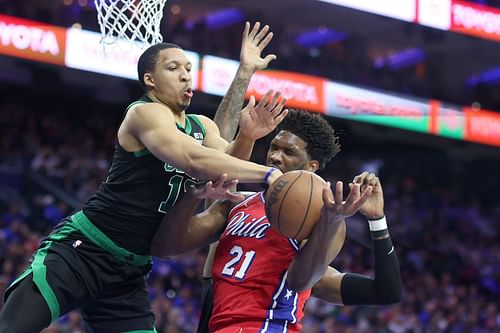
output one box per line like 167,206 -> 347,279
223,179 -> 239,189
273,108 -> 288,125
203,181 -> 213,193
365,173 -> 376,185
242,21 -> 250,42
254,25 -> 270,43
263,54 -> 277,66
369,176 -> 380,187
249,22 -> 261,39
244,95 -> 256,112
271,96 -> 286,116
348,182 -> 364,204
258,31 -> 273,49
213,174 -> 228,186
346,185 -> 371,214
322,182 -> 335,207
258,90 -> 273,108
268,91 -> 281,110
225,191 -> 245,202
335,181 -> 344,205
353,171 -> 369,184
355,185 -> 372,208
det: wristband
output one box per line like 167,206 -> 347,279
368,216 -> 387,231
264,168 -> 277,184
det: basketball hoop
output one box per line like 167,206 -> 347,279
94,0 -> 168,47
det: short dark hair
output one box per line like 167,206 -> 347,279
137,42 -> 181,90
275,109 -> 340,170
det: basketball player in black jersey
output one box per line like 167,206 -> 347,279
0,22 -> 285,333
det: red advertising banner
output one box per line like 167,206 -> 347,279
464,108 -> 500,146
0,14 -> 66,65
451,1 -> 500,42
246,71 -> 326,113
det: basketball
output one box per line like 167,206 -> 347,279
265,170 -> 326,241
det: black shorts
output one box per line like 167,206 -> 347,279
4,211 -> 156,333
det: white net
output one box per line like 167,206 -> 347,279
94,0 -> 168,46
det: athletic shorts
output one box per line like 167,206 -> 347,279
4,211 -> 157,333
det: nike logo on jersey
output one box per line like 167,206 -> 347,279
225,212 -> 270,239
387,246 -> 395,255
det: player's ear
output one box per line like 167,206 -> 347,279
307,160 -> 320,172
143,72 -> 155,89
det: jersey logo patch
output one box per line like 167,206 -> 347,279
194,132 -> 204,141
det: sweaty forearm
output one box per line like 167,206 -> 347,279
287,219 -> 345,291
340,225 -> 402,305
214,66 -> 254,141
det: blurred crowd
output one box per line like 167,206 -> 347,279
1,0 -> 500,112
1,89 -> 499,333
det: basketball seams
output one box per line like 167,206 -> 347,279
292,172 -> 314,239
277,171 -> 304,235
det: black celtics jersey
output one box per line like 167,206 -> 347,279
82,95 -> 206,255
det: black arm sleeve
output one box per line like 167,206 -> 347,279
340,234 -> 402,305
196,277 -> 214,333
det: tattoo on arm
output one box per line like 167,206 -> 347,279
213,71 -> 252,141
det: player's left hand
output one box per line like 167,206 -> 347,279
240,21 -> 277,72
320,181 -> 373,229
192,174 -> 245,202
239,90 -> 288,140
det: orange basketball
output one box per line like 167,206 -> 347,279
265,170 -> 326,241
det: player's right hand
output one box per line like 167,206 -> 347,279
240,21 -> 277,72
192,174 -> 245,202
239,90 -> 288,141
321,181 -> 373,226
350,171 -> 385,220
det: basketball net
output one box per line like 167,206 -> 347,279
94,0 -> 168,47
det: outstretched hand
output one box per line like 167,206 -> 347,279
239,90 -> 288,140
192,174 -> 245,202
320,181 -> 373,227
240,21 -> 277,72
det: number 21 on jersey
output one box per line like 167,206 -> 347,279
222,245 -> 256,280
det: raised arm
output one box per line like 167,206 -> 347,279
124,102 -> 281,184
200,90 -> 288,160
214,21 -> 277,141
311,173 -> 402,305
286,181 -> 372,291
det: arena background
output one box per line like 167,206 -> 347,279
0,0 -> 499,332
